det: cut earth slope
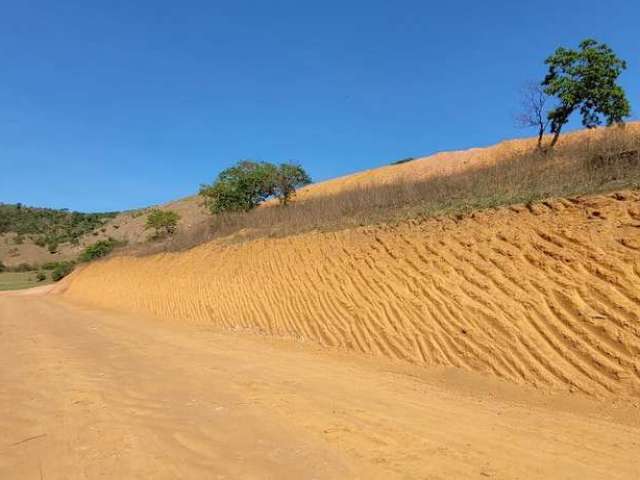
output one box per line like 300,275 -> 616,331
63,190 -> 640,398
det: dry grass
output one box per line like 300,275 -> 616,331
123,125 -> 640,256
0,271 -> 52,291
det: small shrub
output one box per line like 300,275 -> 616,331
13,263 -> 34,272
36,272 -> 47,282
47,241 -> 59,254
51,262 -> 74,281
145,210 -> 181,239
42,261 -> 62,270
79,238 -> 122,262
0,261 -> 5,273
391,157 -> 416,165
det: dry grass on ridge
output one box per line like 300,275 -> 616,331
124,124 -> 640,256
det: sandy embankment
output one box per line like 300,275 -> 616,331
63,190 -> 640,399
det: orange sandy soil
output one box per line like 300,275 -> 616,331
65,191 -> 640,398
2,189 -> 640,478
2,125 -> 640,477
1,291 -> 639,479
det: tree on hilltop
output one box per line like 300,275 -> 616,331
199,161 -> 311,213
541,39 -> 630,149
200,161 -> 277,214
272,163 -> 312,205
515,83 -> 551,150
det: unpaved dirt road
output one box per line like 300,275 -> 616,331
1,294 -> 639,479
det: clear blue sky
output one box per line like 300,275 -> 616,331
1,1 -> 638,212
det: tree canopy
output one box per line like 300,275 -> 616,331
542,39 -> 630,148
200,161 -> 311,213
272,163 -> 312,205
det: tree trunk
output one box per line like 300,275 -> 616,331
548,128 -> 562,149
536,126 -> 545,149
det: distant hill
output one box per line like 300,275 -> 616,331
0,196 -> 211,267
0,204 -> 117,266
0,203 -> 117,247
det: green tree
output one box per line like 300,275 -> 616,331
199,161 -> 277,213
273,163 -> 312,205
145,209 -> 181,238
542,39 -> 630,149
200,161 -> 312,213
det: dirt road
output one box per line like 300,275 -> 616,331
1,293 -> 639,479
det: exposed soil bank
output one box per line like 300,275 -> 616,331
63,191 -> 640,398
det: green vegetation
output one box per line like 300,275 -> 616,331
51,261 -> 75,282
272,163 -> 312,205
200,161 -> 278,213
0,203 -> 118,252
79,238 -> 126,262
145,209 -> 181,238
5,263 -> 36,272
542,39 -> 630,149
36,271 -> 47,282
0,205 -> 123,280
0,271 -> 53,291
41,261 -> 68,271
200,161 -> 311,213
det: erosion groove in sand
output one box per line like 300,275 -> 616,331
64,192 -> 640,397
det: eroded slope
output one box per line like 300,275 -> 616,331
63,191 -> 640,397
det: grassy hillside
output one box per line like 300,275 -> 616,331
0,204 -> 121,270
0,204 -> 117,252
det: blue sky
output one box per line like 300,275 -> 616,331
1,1 -> 638,212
